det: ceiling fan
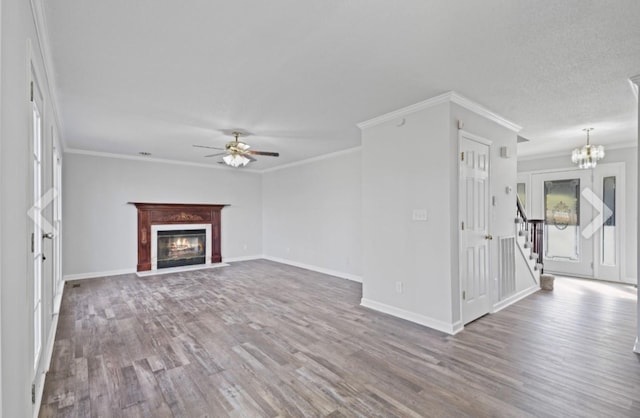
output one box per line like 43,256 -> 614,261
193,131 -> 279,167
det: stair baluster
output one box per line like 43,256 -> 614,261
516,196 -> 544,273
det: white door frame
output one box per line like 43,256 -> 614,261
593,163 -> 626,282
519,163 -> 626,282
458,130 -> 493,325
29,44 -> 49,413
51,136 -> 63,313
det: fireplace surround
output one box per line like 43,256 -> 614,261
131,203 -> 227,272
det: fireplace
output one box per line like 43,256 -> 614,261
131,203 -> 227,272
157,229 -> 206,269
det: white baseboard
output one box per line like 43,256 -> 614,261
63,268 -> 136,281
493,284 -> 539,313
61,256 -> 362,284
223,254 -> 264,263
451,320 -> 464,334
634,337 -> 639,354
263,255 -> 362,283
360,298 -> 459,335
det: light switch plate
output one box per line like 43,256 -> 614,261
412,209 -> 428,221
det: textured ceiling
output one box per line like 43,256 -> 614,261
44,0 -> 640,169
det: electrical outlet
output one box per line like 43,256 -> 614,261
395,281 -> 403,293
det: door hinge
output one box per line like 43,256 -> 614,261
462,291 -> 466,301
31,384 -> 35,403
460,152 -> 464,161
31,232 -> 34,253
30,81 -> 34,102
461,221 -> 465,231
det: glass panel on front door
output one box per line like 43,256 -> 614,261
602,176 -> 616,266
544,179 -> 580,260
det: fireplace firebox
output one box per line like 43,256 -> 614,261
157,229 -> 206,269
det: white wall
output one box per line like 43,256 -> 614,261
63,153 -> 263,277
361,102 -> 455,329
1,0 -> 63,415
262,149 -> 362,281
360,96 -> 519,334
518,147 -> 637,282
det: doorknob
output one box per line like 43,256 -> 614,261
42,232 -> 53,239
485,234 -> 493,240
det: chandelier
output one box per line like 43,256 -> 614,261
222,153 -> 250,167
571,128 -> 604,169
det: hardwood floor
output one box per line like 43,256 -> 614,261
40,260 -> 640,417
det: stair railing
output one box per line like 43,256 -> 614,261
516,196 -> 544,273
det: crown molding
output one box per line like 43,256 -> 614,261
449,92 -> 522,132
261,146 -> 361,174
357,92 -> 452,130
517,140 -> 638,161
64,148 -> 263,173
357,91 -> 521,133
30,0 -> 66,151
65,147 -> 363,174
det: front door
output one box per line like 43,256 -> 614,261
531,170 -> 593,277
459,132 -> 492,324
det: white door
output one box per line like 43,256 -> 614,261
459,132 -> 492,324
30,71 -> 45,398
531,170 -> 593,277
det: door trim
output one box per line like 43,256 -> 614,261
520,163 -> 628,283
593,163 -> 626,282
458,130 -> 493,326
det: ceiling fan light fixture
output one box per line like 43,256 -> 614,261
571,128 -> 604,169
223,153 -> 250,168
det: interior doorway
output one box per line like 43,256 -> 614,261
459,131 -> 493,324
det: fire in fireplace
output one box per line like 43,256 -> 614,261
157,229 -> 206,269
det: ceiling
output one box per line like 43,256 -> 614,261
43,1 -> 640,170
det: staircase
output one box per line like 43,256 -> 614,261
515,218 -> 542,282
515,196 -> 543,281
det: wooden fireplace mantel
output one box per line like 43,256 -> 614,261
130,203 -> 228,272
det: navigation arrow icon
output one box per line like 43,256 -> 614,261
581,188 -> 613,239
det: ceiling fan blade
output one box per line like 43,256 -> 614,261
204,152 -> 227,157
248,150 -> 279,157
193,144 -> 225,151
246,154 -> 257,162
